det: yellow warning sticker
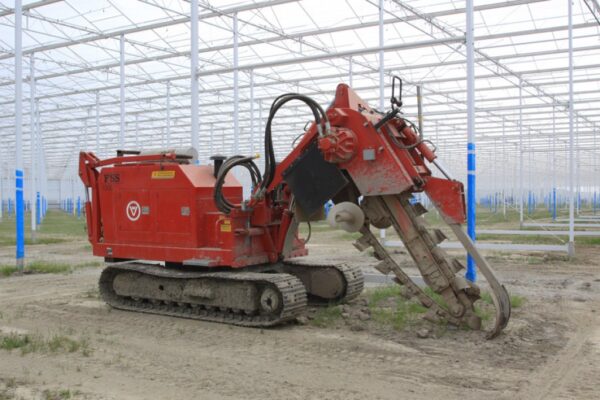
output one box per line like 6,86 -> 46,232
220,219 -> 232,232
151,170 -> 175,179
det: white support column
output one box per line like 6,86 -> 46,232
15,0 -> 25,269
378,0 -> 386,241
552,106 -> 556,221
209,123 -> 214,158
0,167 -> 4,220
575,116 -> 580,215
249,69 -> 255,156
233,12 -> 239,154
119,33 -> 125,149
166,81 -> 171,148
190,0 -> 199,154
0,162 -> 3,221
95,91 -> 100,155
36,99 -> 42,221
29,53 -> 37,240
258,101 -> 263,159
568,0 -> 575,257
135,114 -> 139,149
518,79 -> 524,226
378,0 -> 384,111
417,85 -> 423,134
502,123 -> 506,217
348,57 -> 353,87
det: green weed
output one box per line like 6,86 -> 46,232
367,286 -> 428,330
0,260 -> 101,278
0,211 -> 87,247
311,306 -> 342,327
42,388 -> 81,400
0,333 -> 31,351
0,333 -> 91,356
368,285 -> 402,305
479,291 -> 525,309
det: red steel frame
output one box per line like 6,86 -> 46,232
79,84 -> 466,269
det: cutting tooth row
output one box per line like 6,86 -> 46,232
356,195 -> 481,328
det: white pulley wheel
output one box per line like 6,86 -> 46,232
327,202 -> 365,233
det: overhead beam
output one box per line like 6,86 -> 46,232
0,0 -> 62,18
0,0 -> 300,61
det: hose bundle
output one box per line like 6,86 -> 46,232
213,92 -> 328,214
260,93 -> 329,191
214,155 -> 261,214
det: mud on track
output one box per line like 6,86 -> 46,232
1,234 -> 599,399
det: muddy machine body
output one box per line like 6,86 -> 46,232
80,83 -> 510,337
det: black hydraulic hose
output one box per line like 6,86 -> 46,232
214,155 -> 261,214
260,93 -> 328,191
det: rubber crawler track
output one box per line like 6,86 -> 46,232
281,262 -> 364,304
99,263 -> 307,327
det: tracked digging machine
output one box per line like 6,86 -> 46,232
79,82 -> 511,338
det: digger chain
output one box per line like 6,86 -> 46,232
356,226 -> 464,326
356,194 -> 509,336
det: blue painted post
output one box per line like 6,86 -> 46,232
465,0 -> 476,283
466,143 -> 476,282
14,0 -> 25,269
77,196 -> 81,219
36,192 -> 40,226
15,170 -> 24,267
494,193 -> 498,213
324,200 -> 333,217
552,188 -> 557,221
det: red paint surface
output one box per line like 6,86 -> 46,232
79,85 -> 466,268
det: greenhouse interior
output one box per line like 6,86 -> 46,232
0,1 -> 599,399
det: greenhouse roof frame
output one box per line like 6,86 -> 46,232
0,0 -> 598,189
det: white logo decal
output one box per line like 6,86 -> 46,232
126,201 -> 141,221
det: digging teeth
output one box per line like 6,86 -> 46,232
375,261 -> 392,274
451,259 -> 465,273
423,308 -> 443,323
353,234 -> 372,252
431,228 -> 448,245
464,281 -> 481,299
453,275 -> 470,291
412,202 -> 428,216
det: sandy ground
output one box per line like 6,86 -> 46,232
1,231 -> 599,400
